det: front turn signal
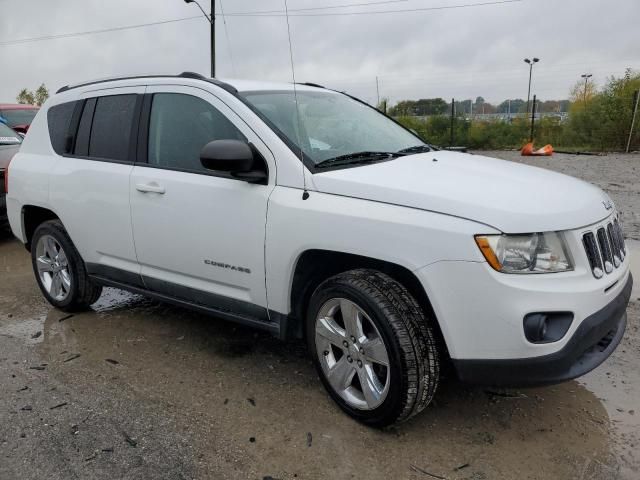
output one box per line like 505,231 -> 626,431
475,236 -> 503,271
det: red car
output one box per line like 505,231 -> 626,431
0,122 -> 21,231
0,104 -> 40,135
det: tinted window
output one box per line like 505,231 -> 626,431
74,98 -> 96,157
89,95 -> 137,161
47,102 -> 76,155
148,93 -> 246,172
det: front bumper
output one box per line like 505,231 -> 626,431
453,273 -> 632,386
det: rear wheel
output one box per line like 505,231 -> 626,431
307,269 -> 440,427
31,220 -> 102,311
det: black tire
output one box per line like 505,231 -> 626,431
306,269 -> 440,428
31,220 -> 102,311
0,213 -> 10,236
0,221 -> 10,237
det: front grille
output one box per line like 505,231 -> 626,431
583,216 -> 626,279
613,218 -> 626,256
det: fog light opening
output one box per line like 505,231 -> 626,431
524,312 -> 574,344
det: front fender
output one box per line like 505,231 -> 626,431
265,188 -> 494,315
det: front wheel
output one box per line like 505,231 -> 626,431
307,269 -> 440,427
31,220 -> 102,312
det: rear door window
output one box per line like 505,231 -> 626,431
88,94 -> 137,161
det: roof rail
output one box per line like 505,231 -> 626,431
178,71 -> 206,80
298,82 -> 325,89
56,73 -> 238,95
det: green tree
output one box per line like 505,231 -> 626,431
414,98 -> 448,116
34,84 -> 49,106
16,88 -> 35,105
564,69 -> 640,150
388,100 -> 416,116
496,99 -> 525,114
389,98 -> 449,116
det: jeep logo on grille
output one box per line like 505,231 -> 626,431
602,200 -> 614,211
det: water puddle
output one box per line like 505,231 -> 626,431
578,239 -> 640,478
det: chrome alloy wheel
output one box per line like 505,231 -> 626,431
35,234 -> 71,301
315,298 -> 391,410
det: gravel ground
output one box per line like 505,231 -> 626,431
485,150 -> 640,242
0,151 -> 639,480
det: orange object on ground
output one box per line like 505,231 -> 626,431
521,143 -> 554,156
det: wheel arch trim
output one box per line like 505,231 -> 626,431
21,204 -> 61,250
282,248 -> 450,357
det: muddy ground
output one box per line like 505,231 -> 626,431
1,151 -> 639,480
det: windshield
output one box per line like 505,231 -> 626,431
0,123 -> 22,145
0,108 -> 38,126
241,90 -> 425,166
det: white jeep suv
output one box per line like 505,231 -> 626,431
5,73 -> 632,427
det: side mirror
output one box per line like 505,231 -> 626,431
200,140 -> 267,184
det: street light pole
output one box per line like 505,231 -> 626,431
184,0 -> 215,78
581,73 -> 593,105
524,57 -> 539,114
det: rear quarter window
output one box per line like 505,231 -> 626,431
47,102 -> 77,155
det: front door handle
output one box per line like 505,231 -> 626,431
135,182 -> 165,194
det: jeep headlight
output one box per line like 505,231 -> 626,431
475,232 -> 573,273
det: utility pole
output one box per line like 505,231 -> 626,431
530,94 -> 537,142
581,73 -> 593,105
184,0 -> 215,77
375,76 -> 380,108
450,98 -> 455,146
524,57 -> 540,114
626,90 -> 639,153
210,2 -> 215,77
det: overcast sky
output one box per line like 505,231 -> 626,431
1,0 -> 638,106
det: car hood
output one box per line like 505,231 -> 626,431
311,151 -> 611,233
0,144 -> 20,170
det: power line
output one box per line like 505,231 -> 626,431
0,16 -> 201,46
0,0 -> 523,46
226,0 -> 411,15
222,0 -> 524,17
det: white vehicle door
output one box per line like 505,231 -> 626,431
49,87 -> 144,281
130,85 -> 276,324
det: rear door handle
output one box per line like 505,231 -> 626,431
135,182 -> 165,194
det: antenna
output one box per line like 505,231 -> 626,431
283,0 -> 309,200
218,0 -> 237,77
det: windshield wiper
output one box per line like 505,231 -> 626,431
397,144 -> 433,155
315,151 -> 404,169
